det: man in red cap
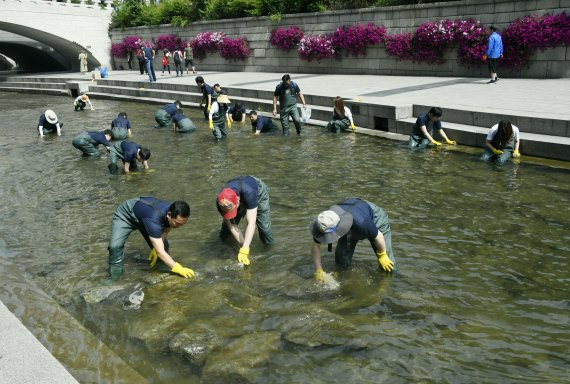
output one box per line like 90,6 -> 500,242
216,176 -> 273,265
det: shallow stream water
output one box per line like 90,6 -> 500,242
0,91 -> 568,383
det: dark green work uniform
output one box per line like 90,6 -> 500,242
274,81 -> 302,135
72,131 -> 111,156
210,101 -> 228,140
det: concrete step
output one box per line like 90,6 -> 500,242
89,84 -> 336,122
395,117 -> 570,161
0,81 -> 67,90
0,76 -> 76,84
0,86 -> 68,96
413,104 -> 570,138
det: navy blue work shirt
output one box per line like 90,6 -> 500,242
121,141 -> 140,167
163,103 -> 178,116
274,81 -> 301,97
87,131 -> 111,147
111,115 -> 131,129
172,113 -> 186,123
201,83 -> 213,98
337,198 -> 379,242
412,114 -> 442,136
133,197 -> 171,238
224,176 -> 258,210
252,115 -> 274,133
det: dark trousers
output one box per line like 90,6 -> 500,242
138,60 -> 145,75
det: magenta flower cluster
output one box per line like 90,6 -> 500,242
331,23 -> 387,57
155,34 -> 185,52
502,12 -> 570,69
384,33 -> 414,61
219,37 -> 251,61
269,26 -> 304,52
191,31 -> 226,59
110,35 -> 143,57
298,35 -> 336,62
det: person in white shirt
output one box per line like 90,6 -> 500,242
208,94 -> 232,141
481,120 -> 521,164
326,96 -> 356,133
74,94 -> 94,111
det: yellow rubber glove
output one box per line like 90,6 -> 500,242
491,147 -> 503,155
513,150 -> 521,158
171,262 -> 195,278
237,247 -> 250,266
207,104 -> 211,113
314,268 -> 325,281
376,251 -> 394,272
350,123 -> 356,131
227,118 -> 232,129
446,139 -> 456,145
431,140 -> 442,146
148,248 -> 158,268
208,119 -> 214,131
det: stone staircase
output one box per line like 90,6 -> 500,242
1,75 -> 569,161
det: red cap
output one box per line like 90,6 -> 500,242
217,188 -> 239,219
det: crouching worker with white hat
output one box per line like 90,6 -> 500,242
37,110 -> 62,136
309,197 -> 395,281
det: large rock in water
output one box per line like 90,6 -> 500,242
80,283 -> 133,304
168,325 -> 222,367
283,308 -> 360,348
202,331 -> 281,382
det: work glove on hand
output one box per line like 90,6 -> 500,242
237,247 -> 250,266
208,119 -> 214,131
350,123 -> 357,131
431,140 -> 442,146
148,248 -> 158,268
171,262 -> 195,278
314,268 -> 326,281
376,251 -> 394,272
491,147 -> 503,155
513,150 -> 521,158
207,104 -> 211,113
227,118 -> 232,129
445,139 -> 456,145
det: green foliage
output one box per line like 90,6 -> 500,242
111,0 -> 457,28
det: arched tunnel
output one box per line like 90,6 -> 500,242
0,21 -> 101,73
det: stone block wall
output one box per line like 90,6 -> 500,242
110,0 -> 570,78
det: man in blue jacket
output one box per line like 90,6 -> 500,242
249,111 -> 277,135
111,112 -> 132,140
108,140 -> 151,174
483,26 -> 503,84
72,129 -> 113,156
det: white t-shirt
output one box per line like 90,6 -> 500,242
487,124 -> 520,142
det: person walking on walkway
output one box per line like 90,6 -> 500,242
309,197 -> 395,281
326,96 -> 356,133
184,42 -> 197,74
108,140 -> 151,174
37,109 -> 62,136
74,94 -> 94,111
72,130 -> 112,156
273,74 -> 307,135
481,120 -> 521,164
196,76 -> 213,120
216,175 -> 274,266
142,43 -> 157,83
79,50 -> 88,74
249,111 -> 277,135
209,94 -> 231,141
161,51 -> 171,76
107,196 -> 195,280
173,47 -> 183,77
111,112 -> 132,140
155,101 -> 182,128
483,26 -> 503,84
408,107 -> 456,149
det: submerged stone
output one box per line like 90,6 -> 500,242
202,331 -> 281,382
80,283 -> 132,304
168,325 -> 222,367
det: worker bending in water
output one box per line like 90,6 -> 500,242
408,107 -> 456,149
111,112 -> 132,140
107,196 -> 195,280
37,109 -> 62,136
74,93 -> 94,111
155,100 -> 182,128
108,140 -> 151,174
309,197 -> 395,281
216,175 -> 274,266
72,129 -> 113,156
249,111 -> 277,135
